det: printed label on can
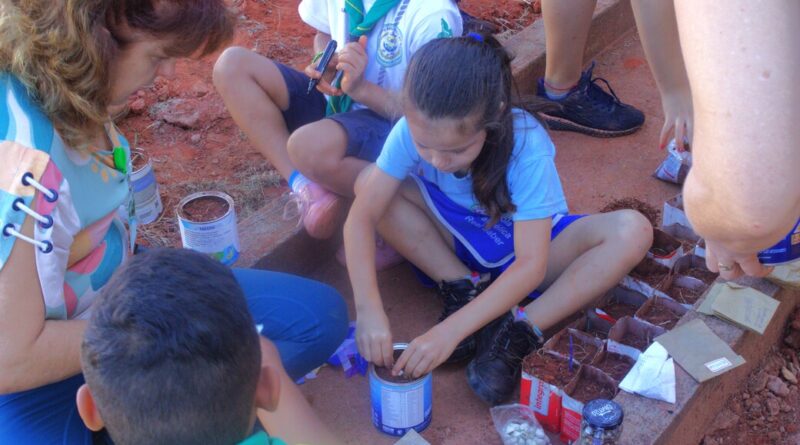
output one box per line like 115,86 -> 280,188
370,362 -> 432,437
130,151 -> 163,225
177,192 -> 240,266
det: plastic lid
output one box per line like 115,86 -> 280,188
582,399 -> 623,429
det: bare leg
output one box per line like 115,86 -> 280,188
631,0 -> 693,148
524,210 -> 653,330
213,47 -> 296,180
542,0 -> 597,91
287,120 -> 369,197
376,180 -> 470,281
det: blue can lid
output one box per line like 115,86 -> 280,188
582,399 -> 623,429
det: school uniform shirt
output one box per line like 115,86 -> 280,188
0,73 -> 131,320
298,0 -> 462,111
377,109 -> 569,222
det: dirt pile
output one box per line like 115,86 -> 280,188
703,308 -> 800,444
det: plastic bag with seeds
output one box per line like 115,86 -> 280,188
491,404 -> 551,445
653,139 -> 692,184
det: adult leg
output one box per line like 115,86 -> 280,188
0,374 -> 94,445
231,269 -> 349,381
542,0 -> 597,93
524,210 -> 653,330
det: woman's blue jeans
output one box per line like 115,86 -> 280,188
0,268 -> 348,444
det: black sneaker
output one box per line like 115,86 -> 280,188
437,274 -> 490,363
536,62 -> 645,137
467,312 -> 540,405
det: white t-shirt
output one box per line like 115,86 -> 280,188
298,0 -> 462,110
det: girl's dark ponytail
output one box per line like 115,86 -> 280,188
404,33 -> 552,226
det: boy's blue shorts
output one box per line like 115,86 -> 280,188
276,63 -> 393,162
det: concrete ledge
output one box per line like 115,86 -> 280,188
501,0 -> 636,94
617,278 -> 799,445
235,193 -> 339,275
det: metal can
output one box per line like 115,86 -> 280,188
578,399 -> 623,445
369,343 -> 432,436
177,191 -> 240,265
130,149 -> 163,224
758,217 -> 800,265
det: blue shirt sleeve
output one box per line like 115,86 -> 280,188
507,113 -> 569,221
376,118 -> 421,180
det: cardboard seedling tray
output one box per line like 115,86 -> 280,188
595,286 -> 649,323
561,365 -> 619,443
635,296 -> 689,330
590,345 -> 637,383
608,316 -> 667,358
520,350 -> 581,433
673,254 -> 719,286
543,328 -> 604,365
664,275 -> 709,308
621,257 -> 673,298
648,228 -> 686,268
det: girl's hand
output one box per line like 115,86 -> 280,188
392,324 -> 460,379
356,306 -> 394,367
335,36 -> 369,98
303,54 -> 341,96
705,239 -> 772,280
659,90 -> 693,151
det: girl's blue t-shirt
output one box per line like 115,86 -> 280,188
376,109 -> 569,221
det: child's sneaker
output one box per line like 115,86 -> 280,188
437,273 -> 490,363
285,182 -> 344,240
466,312 -> 540,405
335,236 -> 405,271
536,62 -> 645,137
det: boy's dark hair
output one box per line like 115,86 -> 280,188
81,248 -> 261,445
403,34 -> 553,226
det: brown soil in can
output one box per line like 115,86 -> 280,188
638,302 -> 683,330
620,331 -> 651,351
668,284 -> 704,306
650,230 -> 681,257
375,350 -> 418,383
685,268 -> 718,285
600,301 -> 640,321
570,378 -> 616,404
523,352 -> 577,388
551,332 -> 599,364
181,195 -> 230,223
630,258 -> 670,288
600,197 -> 661,227
594,352 -> 635,382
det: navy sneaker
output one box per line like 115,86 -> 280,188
467,312 -> 540,405
536,62 -> 645,137
437,274 -> 490,364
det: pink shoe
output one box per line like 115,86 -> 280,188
285,182 -> 344,239
336,236 -> 405,271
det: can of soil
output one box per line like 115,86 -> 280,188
177,191 -> 240,265
758,217 -> 800,265
369,343 -> 432,436
130,149 -> 163,224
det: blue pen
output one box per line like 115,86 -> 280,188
306,39 -> 338,95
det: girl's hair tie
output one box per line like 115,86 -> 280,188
466,32 -> 484,43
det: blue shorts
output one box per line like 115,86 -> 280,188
276,63 -> 393,162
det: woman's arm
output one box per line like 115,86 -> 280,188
344,165 -> 403,367
0,216 -> 86,393
675,0 -> 800,277
394,218 -> 551,377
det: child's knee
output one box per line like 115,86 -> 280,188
212,46 -> 254,89
287,123 -> 345,177
612,209 -> 654,248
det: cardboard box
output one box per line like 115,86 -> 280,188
519,350 -> 580,433
594,286 -> 649,324
543,328 -> 604,365
647,228 -> 686,268
634,296 -> 689,330
560,366 -> 619,443
607,316 -> 667,359
620,257 -> 673,299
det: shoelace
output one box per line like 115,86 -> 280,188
586,76 -> 624,111
2,172 -> 57,253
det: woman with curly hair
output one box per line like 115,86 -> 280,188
0,1 -> 348,442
